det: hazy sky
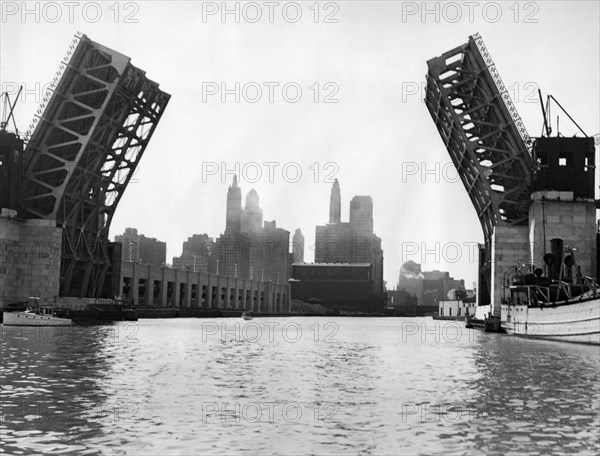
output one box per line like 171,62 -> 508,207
2,1 -> 599,287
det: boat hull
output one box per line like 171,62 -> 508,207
2,311 -> 73,326
501,298 -> 600,345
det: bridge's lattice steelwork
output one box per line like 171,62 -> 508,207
20,34 -> 170,297
425,33 -> 533,242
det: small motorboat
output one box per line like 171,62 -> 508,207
2,298 -> 72,326
241,311 -> 253,321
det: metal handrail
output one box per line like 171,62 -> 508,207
471,33 -> 532,150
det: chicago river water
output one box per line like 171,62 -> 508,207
1,317 -> 599,455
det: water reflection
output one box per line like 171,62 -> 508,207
1,318 -> 598,455
465,335 -> 600,455
1,324 -> 136,455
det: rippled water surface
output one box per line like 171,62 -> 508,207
1,317 -> 599,455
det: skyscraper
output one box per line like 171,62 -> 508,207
225,176 -> 242,234
329,178 -> 341,223
220,176 -> 243,277
114,227 -> 166,266
350,196 -> 373,235
350,195 -> 375,267
292,228 -> 305,263
315,223 -> 353,263
241,188 -> 263,234
172,233 -> 215,272
261,220 -> 290,284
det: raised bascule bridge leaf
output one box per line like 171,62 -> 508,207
20,34 -> 171,298
425,33 -> 533,304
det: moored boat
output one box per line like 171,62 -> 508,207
501,245 -> 600,345
3,302 -> 72,326
241,311 -> 253,321
502,297 -> 600,345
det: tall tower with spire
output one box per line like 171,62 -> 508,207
225,176 -> 242,233
329,178 -> 341,224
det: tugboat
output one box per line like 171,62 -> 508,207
501,242 -> 600,345
2,298 -> 72,326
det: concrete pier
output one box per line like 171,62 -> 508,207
0,209 -> 62,309
490,225 -> 530,316
120,262 -> 290,313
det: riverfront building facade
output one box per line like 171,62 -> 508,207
290,263 -> 381,312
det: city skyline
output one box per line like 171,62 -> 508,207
117,177 -> 389,281
2,3 -> 598,288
